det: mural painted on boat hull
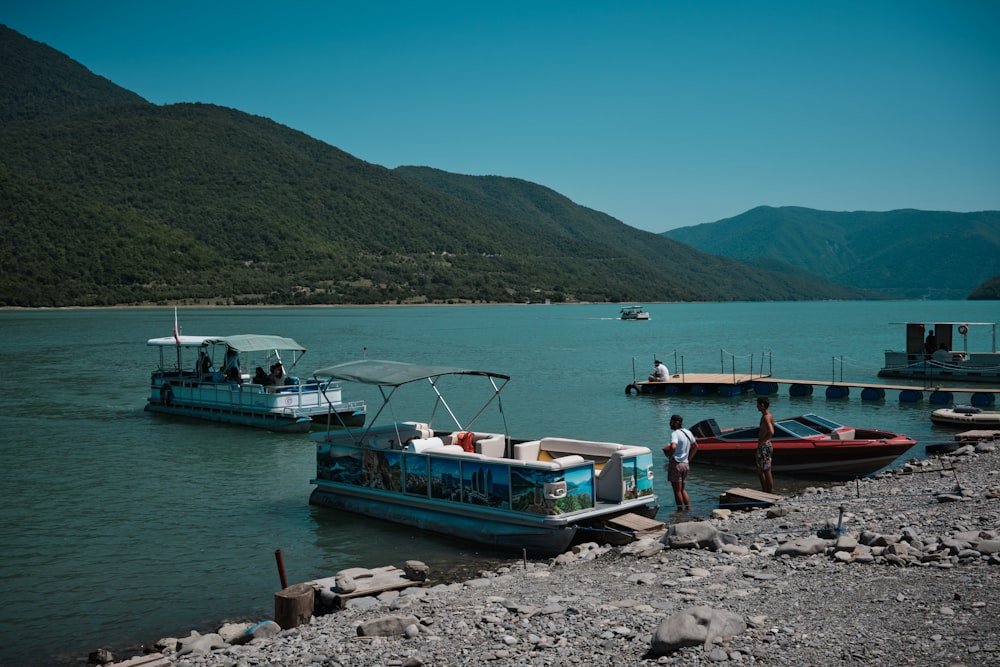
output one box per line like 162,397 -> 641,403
316,444 -> 598,516
623,453 -> 655,500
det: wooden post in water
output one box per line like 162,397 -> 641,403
275,549 -> 288,589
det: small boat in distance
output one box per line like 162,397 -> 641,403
930,405 -> 1000,427
680,413 -> 916,477
878,321 -> 1000,384
308,360 -> 658,556
620,305 -> 650,320
146,332 -> 366,433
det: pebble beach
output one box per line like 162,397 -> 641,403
103,437 -> 999,667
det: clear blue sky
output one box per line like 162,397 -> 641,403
5,1 -> 999,232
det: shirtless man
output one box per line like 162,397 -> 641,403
756,397 -> 775,493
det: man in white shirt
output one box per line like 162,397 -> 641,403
648,359 -> 669,382
666,414 -> 697,510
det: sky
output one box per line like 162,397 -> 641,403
4,1 -> 999,232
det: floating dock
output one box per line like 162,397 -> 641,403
626,374 -> 999,405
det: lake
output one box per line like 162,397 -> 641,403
0,301 -> 996,665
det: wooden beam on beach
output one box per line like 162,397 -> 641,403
719,487 -> 784,511
607,512 -> 666,537
310,564 -> 428,610
107,654 -> 171,667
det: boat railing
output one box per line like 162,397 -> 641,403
154,373 -> 354,412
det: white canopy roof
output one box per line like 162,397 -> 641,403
146,334 -> 305,353
312,359 -> 510,386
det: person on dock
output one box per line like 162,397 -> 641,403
666,414 -> 697,510
756,397 -> 775,493
648,359 -> 669,382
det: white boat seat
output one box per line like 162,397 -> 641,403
513,440 -> 541,461
474,433 -> 506,457
549,455 -> 586,469
539,437 -> 626,458
405,437 -> 445,452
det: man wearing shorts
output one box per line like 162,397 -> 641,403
666,414 -> 697,510
756,397 -> 775,493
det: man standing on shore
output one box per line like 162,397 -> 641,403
756,397 -> 775,493
666,414 -> 697,510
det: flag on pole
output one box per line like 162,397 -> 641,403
173,307 -> 181,345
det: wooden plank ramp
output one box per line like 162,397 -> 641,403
108,654 -> 171,667
603,512 -> 667,544
719,487 -> 784,511
310,565 -> 427,609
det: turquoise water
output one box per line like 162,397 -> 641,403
0,301 -> 996,665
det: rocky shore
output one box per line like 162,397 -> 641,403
109,437 -> 999,667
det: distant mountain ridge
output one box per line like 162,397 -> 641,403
0,24 -> 987,306
0,24 -> 874,307
664,206 -> 1000,299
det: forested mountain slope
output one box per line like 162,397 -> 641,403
0,25 -> 872,306
664,206 -> 1000,299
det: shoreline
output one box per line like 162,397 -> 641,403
99,437 -> 1000,667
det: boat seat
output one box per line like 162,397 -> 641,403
538,437 -> 625,458
404,437 -> 445,453
549,455 -> 586,469
831,429 -> 855,441
474,433 -> 506,457
513,440 -> 541,461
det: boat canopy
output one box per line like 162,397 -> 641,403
312,359 -> 510,386
146,334 -> 306,353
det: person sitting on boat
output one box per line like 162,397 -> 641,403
648,359 -> 669,382
197,351 -> 212,379
224,366 -> 243,384
932,343 -> 952,362
924,330 -> 937,357
253,366 -> 275,386
269,362 -> 290,386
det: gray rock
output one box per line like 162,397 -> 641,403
176,631 -> 228,656
973,539 -> 1000,554
216,621 -> 251,643
651,605 -> 748,654
243,620 -> 281,642
356,615 -> 422,637
667,521 -> 719,549
775,536 -> 828,557
334,573 -> 357,593
404,559 -> 429,582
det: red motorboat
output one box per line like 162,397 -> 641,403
673,414 -> 917,476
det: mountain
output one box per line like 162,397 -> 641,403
0,25 -> 871,307
663,206 -> 1000,299
969,275 -> 1000,300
